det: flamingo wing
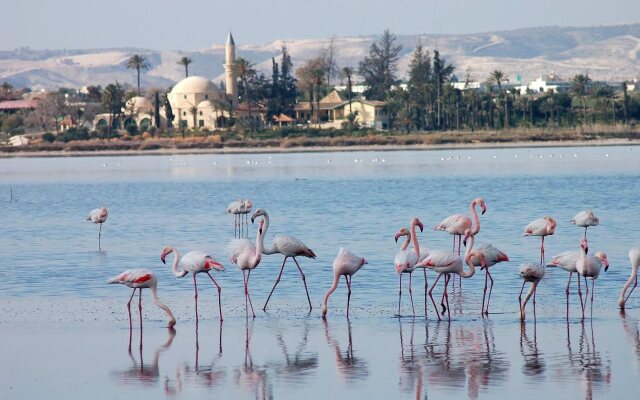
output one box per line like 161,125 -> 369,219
226,238 -> 255,266
570,210 -> 599,227
419,250 -> 461,271
87,208 -> 107,223
475,243 -> 508,267
548,251 -> 579,271
519,263 -> 544,281
334,247 -> 364,272
107,269 -> 155,288
273,235 -> 316,258
394,249 -> 418,273
434,214 -> 471,234
523,218 -> 547,235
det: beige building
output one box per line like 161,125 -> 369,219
294,90 -> 388,130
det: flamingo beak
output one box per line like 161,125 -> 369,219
481,205 -> 487,215
418,221 -> 424,232
395,233 -> 400,243
160,254 -> 166,264
481,259 -> 487,268
463,236 -> 468,246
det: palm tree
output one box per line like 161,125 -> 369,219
177,57 -> 193,78
126,54 -> 150,95
488,70 -> 509,129
341,67 -> 354,131
571,74 -> 592,124
235,57 -> 256,133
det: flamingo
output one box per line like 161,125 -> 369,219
107,269 -> 176,328
87,207 -> 108,251
226,200 -> 243,238
226,217 -> 265,318
523,216 -> 556,266
239,199 -> 253,237
434,197 -> 486,255
467,241 -> 509,315
576,237 -> 609,319
417,229 -> 477,321
570,210 -> 599,238
160,246 -> 225,321
394,218 -> 426,316
619,247 -> 640,309
321,248 -> 367,318
250,208 -> 315,312
518,262 -> 544,321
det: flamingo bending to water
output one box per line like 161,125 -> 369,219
160,246 -> 225,321
108,269 -> 176,328
87,207 -> 108,251
250,208 -> 315,312
576,237 -> 609,320
467,242 -> 509,315
570,210 -> 599,238
434,197 -> 486,255
321,248 -> 367,318
518,263 -> 544,321
523,216 -> 556,265
394,218 -> 427,316
227,218 -> 265,318
619,247 -> 640,309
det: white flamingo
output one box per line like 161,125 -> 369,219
394,218 -> 427,316
619,247 -> 640,309
160,246 -> 225,321
87,207 -> 108,250
226,218 -> 265,318
321,248 -> 367,318
467,241 -> 509,315
107,269 -> 176,328
570,210 -> 599,238
523,216 -> 556,266
250,208 -> 315,311
518,263 -> 545,321
434,197 -> 486,255
576,237 -> 609,320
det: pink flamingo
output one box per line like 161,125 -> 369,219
523,216 -> 556,266
250,208 -> 315,312
518,262 -> 544,321
321,248 -> 367,319
576,237 -> 609,320
417,229 -> 477,321
227,218 -> 265,318
434,197 -> 486,255
160,246 -> 225,321
619,247 -> 640,309
87,207 -> 108,251
239,199 -> 253,236
570,210 -> 599,238
394,218 -> 426,316
107,269 -> 176,328
467,241 -> 509,315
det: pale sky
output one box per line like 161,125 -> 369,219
1,0 -> 638,50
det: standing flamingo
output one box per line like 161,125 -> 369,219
394,218 -> 426,316
467,241 -> 509,315
250,208 -> 315,312
576,237 -> 609,320
570,210 -> 599,238
417,229 -> 477,321
227,218 -> 265,318
107,269 -> 176,328
321,248 -> 367,318
518,262 -> 544,321
226,200 -> 247,238
160,246 -> 225,321
523,216 -> 556,266
87,207 -> 108,251
619,247 -> 640,309
434,197 -> 486,255
239,199 -> 253,237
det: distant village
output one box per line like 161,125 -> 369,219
1,31 -> 639,148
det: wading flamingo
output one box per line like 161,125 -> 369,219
87,207 -> 108,251
417,229 -> 477,321
227,218 -> 265,318
321,248 -> 367,318
523,216 -> 556,266
619,247 -> 640,310
394,218 -> 426,316
576,237 -> 609,320
107,269 -> 176,328
160,246 -> 225,321
518,262 -> 545,321
467,242 -> 509,315
239,199 -> 253,236
434,197 -> 486,255
250,208 -> 315,312
570,210 -> 599,238
227,200 -> 252,238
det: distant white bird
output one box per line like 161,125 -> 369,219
570,210 -> 599,238
107,269 -> 176,328
87,207 -> 108,251
518,262 -> 545,321
619,247 -> 640,309
523,216 -> 556,265
226,199 -> 253,238
321,248 -> 367,318
575,237 -> 609,320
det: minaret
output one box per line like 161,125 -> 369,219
224,32 -> 238,104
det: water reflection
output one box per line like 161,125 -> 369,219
398,318 -> 425,399
323,319 -> 369,383
234,316 -> 272,399
269,317 -> 319,383
519,321 -> 545,378
620,311 -> 640,362
181,320 -> 226,388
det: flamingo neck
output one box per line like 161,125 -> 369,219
260,213 -> 279,255
470,200 -> 481,235
150,284 -> 176,327
400,232 -> 411,251
253,221 -> 264,265
322,272 -> 340,317
619,263 -> 639,306
461,234 -> 476,278
170,247 -> 187,278
410,220 -> 420,257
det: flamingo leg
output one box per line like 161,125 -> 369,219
440,274 -> 449,312
206,271 -> 223,321
482,268 -> 489,315
246,270 -> 256,318
292,257 -> 312,311
138,289 -> 143,350
584,226 -> 587,238
578,275 -> 585,320
457,235 -> 461,256
452,235 -> 456,252
193,274 -> 199,322
429,274 -> 443,321
540,236 -> 545,266
518,280 -> 526,321
127,288 -> 136,332
345,275 -> 352,319
532,285 -> 537,321
398,273 -> 403,316
590,280 -> 595,320
264,256 -> 287,311
485,269 -> 495,315
423,268 -> 428,317
444,275 -> 451,320
409,272 -> 415,317
625,275 -> 638,304
98,223 -> 102,251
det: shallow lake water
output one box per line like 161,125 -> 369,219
1,146 -> 640,399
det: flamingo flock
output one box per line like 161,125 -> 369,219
101,199 -> 640,329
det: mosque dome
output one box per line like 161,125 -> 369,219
197,100 -> 216,108
171,76 -> 220,95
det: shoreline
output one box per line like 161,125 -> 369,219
1,138 -> 639,158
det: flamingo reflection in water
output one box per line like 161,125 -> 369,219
322,319 -> 369,383
519,321 -> 545,379
270,318 -> 319,382
620,311 -> 640,362
397,317 -> 425,399
234,316 -> 272,400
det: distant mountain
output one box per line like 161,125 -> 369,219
1,24 -> 639,91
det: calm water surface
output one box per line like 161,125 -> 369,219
1,146 -> 640,399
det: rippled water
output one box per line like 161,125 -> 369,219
1,146 -> 640,399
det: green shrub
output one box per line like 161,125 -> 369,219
42,132 -> 56,143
